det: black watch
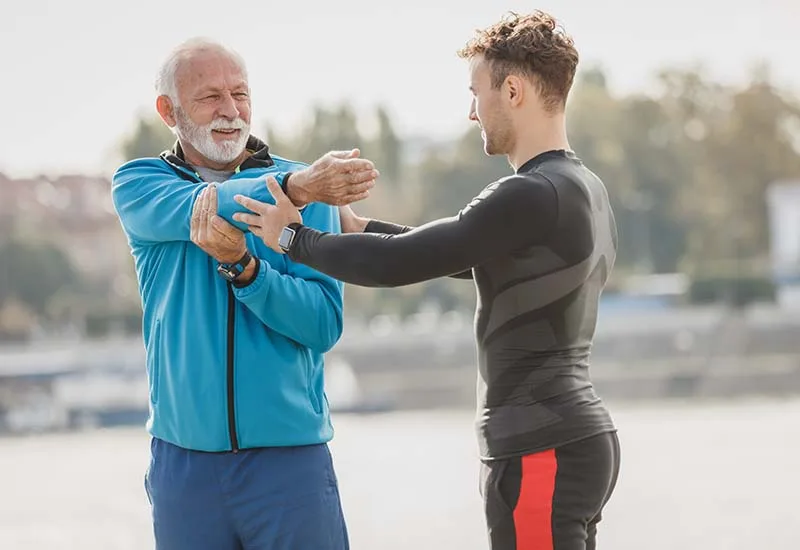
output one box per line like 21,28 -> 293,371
217,251 -> 252,282
278,223 -> 301,253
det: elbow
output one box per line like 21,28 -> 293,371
309,293 -> 344,353
362,273 -> 416,289
312,310 -> 343,354
348,264 -> 411,288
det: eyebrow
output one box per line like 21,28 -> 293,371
194,83 -> 249,96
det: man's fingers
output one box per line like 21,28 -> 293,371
347,180 -> 375,196
265,175 -> 291,206
192,189 -> 204,219
344,191 -> 371,204
347,169 -> 379,185
207,183 -> 218,215
191,188 -> 206,225
338,158 -> 375,173
211,215 -> 245,239
197,187 -> 210,241
190,191 -> 203,241
329,149 -> 360,160
232,212 -> 263,228
234,194 -> 269,214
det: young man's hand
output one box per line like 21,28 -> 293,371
233,176 -> 302,254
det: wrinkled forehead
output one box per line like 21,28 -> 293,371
175,49 -> 248,95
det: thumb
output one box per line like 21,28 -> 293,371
266,175 -> 289,204
329,148 -> 360,159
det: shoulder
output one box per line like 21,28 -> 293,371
458,172 -> 557,222
112,157 -> 171,185
499,171 -> 557,194
478,171 -> 558,204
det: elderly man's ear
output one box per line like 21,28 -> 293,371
156,96 -> 177,128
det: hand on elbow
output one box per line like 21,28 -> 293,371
191,184 -> 247,263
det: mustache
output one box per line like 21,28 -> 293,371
209,117 -> 248,130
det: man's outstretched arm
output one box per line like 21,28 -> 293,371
339,206 -> 473,280
112,151 -> 377,244
236,174 -> 559,288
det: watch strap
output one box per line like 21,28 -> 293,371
232,255 -> 260,288
217,250 -> 252,282
224,250 -> 251,270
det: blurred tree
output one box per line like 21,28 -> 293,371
291,104 -> 363,164
0,238 -> 79,319
656,66 -> 800,275
415,126 -> 507,223
370,106 -> 403,184
121,115 -> 176,161
710,72 -> 800,268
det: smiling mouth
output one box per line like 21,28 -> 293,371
212,129 -> 241,138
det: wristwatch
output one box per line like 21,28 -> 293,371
217,250 -> 253,282
278,224 -> 300,253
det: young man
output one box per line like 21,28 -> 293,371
112,38 -> 377,550
233,10 -> 620,550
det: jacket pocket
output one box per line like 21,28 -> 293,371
304,349 -> 323,414
146,320 -> 162,404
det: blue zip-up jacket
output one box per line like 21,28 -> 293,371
111,137 -> 344,452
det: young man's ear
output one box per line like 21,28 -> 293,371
504,75 -> 525,107
156,95 -> 177,128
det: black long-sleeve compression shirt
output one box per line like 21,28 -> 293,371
361,220 -> 473,280
286,149 -> 619,460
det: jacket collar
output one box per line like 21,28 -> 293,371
160,135 -> 275,179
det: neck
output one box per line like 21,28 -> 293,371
508,110 -> 570,171
179,140 -> 247,172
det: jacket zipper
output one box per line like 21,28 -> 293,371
226,283 -> 239,452
165,163 -> 242,452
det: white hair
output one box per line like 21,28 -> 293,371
154,38 -> 249,107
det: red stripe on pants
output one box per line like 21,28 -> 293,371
513,449 -> 558,550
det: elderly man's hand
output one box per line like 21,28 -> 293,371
285,149 -> 379,207
190,184 -> 248,264
233,176 -> 301,254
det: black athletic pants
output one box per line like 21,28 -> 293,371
480,431 -> 620,550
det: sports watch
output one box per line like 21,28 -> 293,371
217,250 -> 253,282
278,224 -> 301,253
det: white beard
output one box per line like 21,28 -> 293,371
174,107 -> 250,164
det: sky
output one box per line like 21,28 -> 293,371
1,0 -> 798,178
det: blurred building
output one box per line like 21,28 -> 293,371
0,172 -> 134,286
767,180 -> 800,284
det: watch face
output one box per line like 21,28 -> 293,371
216,264 -> 239,281
278,227 -> 296,251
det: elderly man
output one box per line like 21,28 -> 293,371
111,38 -> 377,550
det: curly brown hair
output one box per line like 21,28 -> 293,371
457,11 -> 579,112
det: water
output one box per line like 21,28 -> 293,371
1,397 -> 798,549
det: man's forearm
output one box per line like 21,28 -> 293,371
363,219 -> 472,279
364,219 -> 413,235
282,172 -> 311,208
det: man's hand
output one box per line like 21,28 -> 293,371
190,184 -> 248,264
233,176 -> 302,254
286,149 -> 379,207
338,205 -> 369,233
